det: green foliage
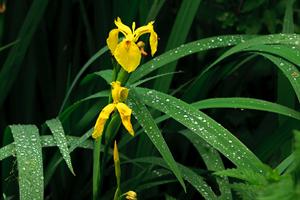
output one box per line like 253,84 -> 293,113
0,0 -> 300,199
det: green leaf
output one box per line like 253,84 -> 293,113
46,118 -> 75,175
0,143 -> 15,161
282,0 -> 295,33
192,97 -> 300,120
135,87 -> 266,173
127,89 -> 186,191
214,168 -> 268,185
0,40 -> 18,53
244,44 -> 300,66
0,135 -> 93,162
128,35 -> 254,84
128,157 -> 217,200
258,53 -> 300,103
94,69 -> 113,84
188,34 -> 300,95
59,45 -> 109,113
60,90 -> 109,120
0,0 -> 49,108
10,125 -> 43,200
179,130 -> 232,200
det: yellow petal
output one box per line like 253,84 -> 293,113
111,81 -> 129,103
114,40 -> 141,73
115,17 -> 132,36
92,104 -> 116,139
132,22 -> 136,32
149,30 -> 158,56
133,21 -> 154,41
116,103 -> 134,136
107,29 -> 119,54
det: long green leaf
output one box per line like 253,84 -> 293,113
244,44 -> 300,66
279,0 -> 296,125
187,34 -> 300,96
258,53 -> 300,103
0,0 -> 48,107
179,130 -> 232,200
127,89 -> 186,191
46,118 -> 75,175
192,97 -> 300,120
135,87 -> 266,173
128,35 -> 254,84
10,125 -> 43,200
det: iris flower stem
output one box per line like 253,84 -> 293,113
93,67 -> 129,199
92,137 -> 102,200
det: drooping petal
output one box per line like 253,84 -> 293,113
114,17 -> 132,36
107,29 -> 120,54
114,40 -> 141,73
116,103 -> 134,136
92,104 -> 116,139
111,81 -> 129,103
133,21 -> 154,41
149,30 -> 158,56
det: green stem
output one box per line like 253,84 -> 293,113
99,113 -> 121,192
92,137 -> 102,200
113,187 -> 121,200
116,68 -> 129,84
92,65 -> 130,199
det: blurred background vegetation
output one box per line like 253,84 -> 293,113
0,0 -> 299,199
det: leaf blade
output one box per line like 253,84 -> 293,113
10,125 -> 44,200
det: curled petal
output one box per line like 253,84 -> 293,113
107,29 -> 119,54
149,30 -> 158,56
114,40 -> 141,73
111,81 -> 129,103
134,21 -> 154,41
92,104 -> 116,139
116,103 -> 134,136
115,17 -> 132,36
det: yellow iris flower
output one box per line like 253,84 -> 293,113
92,81 -> 134,139
107,17 -> 158,73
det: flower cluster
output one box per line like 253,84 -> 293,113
92,18 -> 158,139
